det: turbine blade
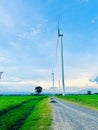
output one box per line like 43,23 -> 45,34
56,36 -> 59,61
58,20 -> 60,36
56,17 -> 60,61
58,15 -> 61,37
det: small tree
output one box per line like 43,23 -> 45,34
87,90 -> 92,95
35,86 -> 42,95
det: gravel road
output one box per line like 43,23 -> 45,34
51,97 -> 98,130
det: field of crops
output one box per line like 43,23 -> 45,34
57,94 -> 98,111
0,96 -> 52,130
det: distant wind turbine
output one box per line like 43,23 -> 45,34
51,70 -> 54,96
0,72 -> 3,80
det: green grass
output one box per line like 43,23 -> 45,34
57,94 -> 98,111
20,97 -> 52,130
0,96 -> 38,112
0,96 -> 52,130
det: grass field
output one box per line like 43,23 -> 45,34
0,96 -> 52,130
57,94 -> 98,111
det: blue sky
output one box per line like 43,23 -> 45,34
0,0 -> 98,94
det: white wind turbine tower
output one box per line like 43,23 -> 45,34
51,70 -> 54,96
0,72 -> 3,80
58,21 -> 65,96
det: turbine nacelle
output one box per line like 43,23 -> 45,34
58,34 -> 63,37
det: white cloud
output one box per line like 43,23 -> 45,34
0,74 -> 98,94
91,16 -> 98,24
0,79 -> 51,94
9,41 -> 20,49
77,0 -> 89,3
0,6 -> 15,31
17,24 -> 42,41
0,56 -> 9,62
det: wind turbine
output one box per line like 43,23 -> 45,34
51,70 -> 54,96
0,72 -> 3,80
58,21 -> 65,96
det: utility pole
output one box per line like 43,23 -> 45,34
58,23 -> 65,96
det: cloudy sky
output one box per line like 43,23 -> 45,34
0,0 -> 98,94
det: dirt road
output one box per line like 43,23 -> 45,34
51,98 -> 98,130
